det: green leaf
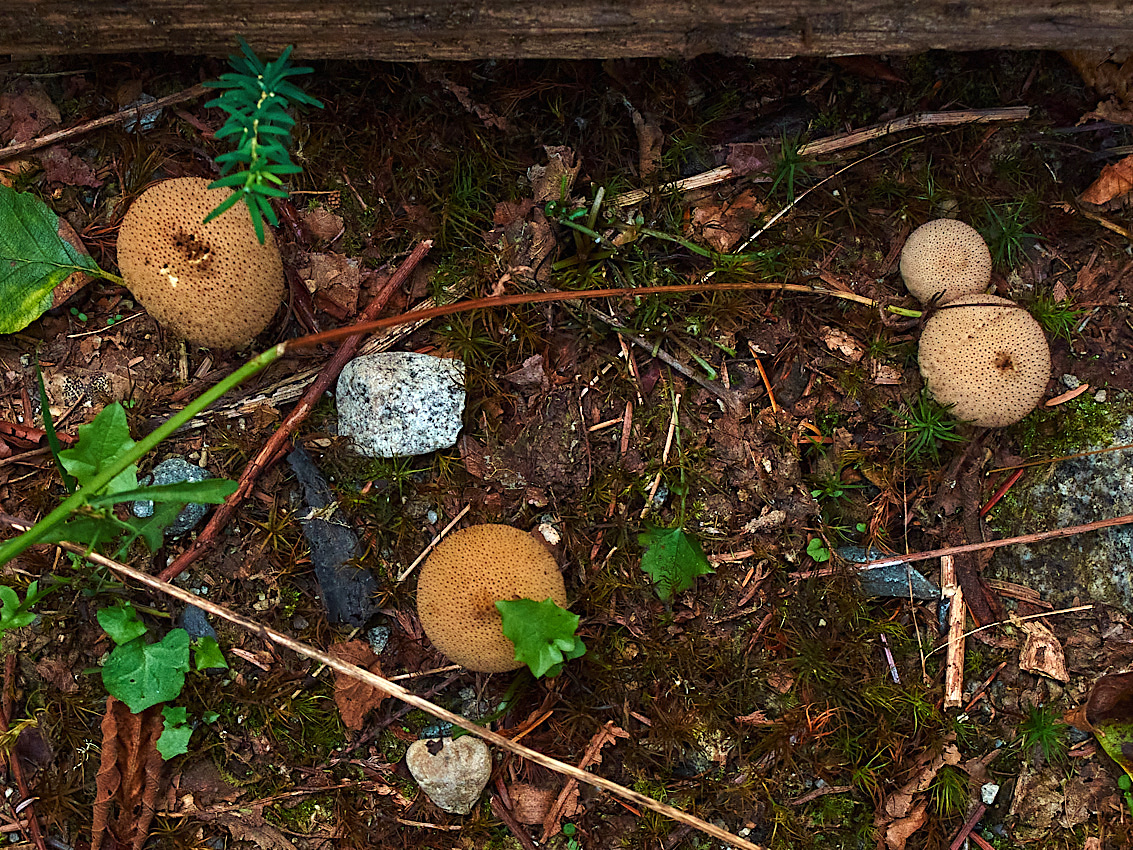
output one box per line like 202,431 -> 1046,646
157,705 -> 193,759
806,538 -> 831,563
496,598 -> 585,678
193,636 -> 228,670
97,603 -> 148,645
87,478 -> 238,507
638,525 -> 713,601
123,500 -> 184,553
58,404 -> 138,495
0,581 -> 47,632
102,628 -> 191,713
0,184 -> 103,333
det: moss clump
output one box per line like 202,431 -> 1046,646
1008,393 -> 1120,459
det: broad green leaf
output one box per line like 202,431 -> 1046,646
496,597 -> 585,679
58,403 -> 138,495
193,636 -> 228,670
87,478 -> 238,507
638,525 -> 714,602
97,603 -> 148,645
157,706 -> 193,759
806,538 -> 831,563
0,183 -> 102,333
102,628 -> 191,713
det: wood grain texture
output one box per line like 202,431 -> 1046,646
1,0 -> 1131,60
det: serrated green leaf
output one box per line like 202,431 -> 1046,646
496,597 -> 585,678
157,705 -> 193,759
193,636 -> 228,670
58,404 -> 138,495
638,525 -> 713,601
0,184 -> 103,334
87,478 -> 237,507
102,628 -> 190,713
122,500 -> 184,553
97,603 -> 148,645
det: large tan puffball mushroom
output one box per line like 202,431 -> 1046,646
900,219 -> 993,305
416,524 -> 568,673
117,177 -> 285,348
918,294 -> 1051,428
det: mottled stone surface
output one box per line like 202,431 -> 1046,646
988,402 -> 1133,610
337,352 -> 465,458
406,736 -> 491,814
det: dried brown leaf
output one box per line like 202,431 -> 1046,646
328,640 -> 388,731
91,697 -> 164,850
1080,154 -> 1133,206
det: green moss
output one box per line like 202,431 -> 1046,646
1008,394 -> 1120,459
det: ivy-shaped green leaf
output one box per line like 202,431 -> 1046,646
102,628 -> 191,713
496,597 -> 585,678
156,706 -> 193,760
806,538 -> 831,563
638,525 -> 713,601
58,403 -> 138,495
0,183 -> 103,333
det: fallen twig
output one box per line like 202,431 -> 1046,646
5,523 -> 767,850
790,512 -> 1133,578
0,83 -> 211,162
608,107 -> 1030,208
940,555 -> 965,709
0,656 -> 46,850
157,239 -> 432,582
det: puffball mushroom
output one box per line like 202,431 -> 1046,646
117,177 -> 285,348
416,524 -> 568,673
900,219 -> 993,305
918,294 -> 1051,428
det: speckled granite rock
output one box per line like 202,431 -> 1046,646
336,352 -> 465,458
406,736 -> 491,814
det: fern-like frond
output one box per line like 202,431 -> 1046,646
202,37 -> 323,243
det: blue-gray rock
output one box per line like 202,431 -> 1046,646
131,457 -> 212,537
337,352 -> 465,458
840,545 -> 940,601
287,445 -> 378,626
178,604 -> 218,641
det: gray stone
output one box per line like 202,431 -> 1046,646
131,457 -> 212,537
406,737 -> 491,814
988,402 -> 1133,609
337,352 -> 465,458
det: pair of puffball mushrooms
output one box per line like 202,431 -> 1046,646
901,219 -> 1051,428
115,181 -> 1051,671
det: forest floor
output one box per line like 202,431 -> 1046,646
0,48 -> 1132,850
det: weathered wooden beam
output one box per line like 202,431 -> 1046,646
1,1 -> 1131,60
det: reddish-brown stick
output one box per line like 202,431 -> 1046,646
0,656 -> 46,850
157,239 -> 432,582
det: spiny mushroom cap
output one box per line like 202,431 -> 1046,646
900,219 -> 993,305
417,524 -> 568,673
919,294 -> 1051,428
117,177 -> 285,348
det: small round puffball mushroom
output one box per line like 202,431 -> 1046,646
918,294 -> 1051,428
900,219 -> 993,305
416,524 -> 568,673
117,177 -> 285,348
